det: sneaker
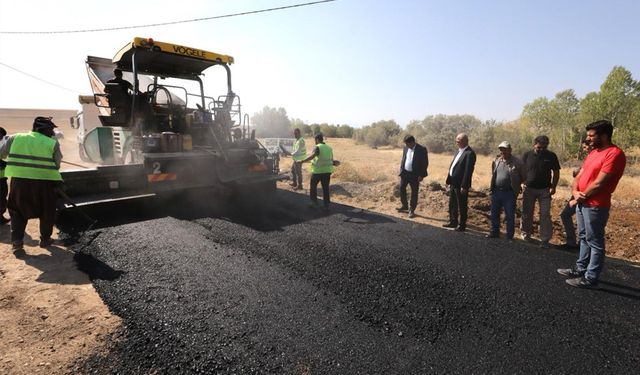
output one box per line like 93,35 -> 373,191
521,234 -> 534,243
442,222 -> 458,228
486,232 -> 499,239
11,241 -> 24,251
540,241 -> 550,249
408,211 -> 416,218
566,276 -> 598,289
557,267 -> 586,278
396,206 -> 409,213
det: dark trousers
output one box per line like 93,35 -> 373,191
291,161 -> 303,187
448,186 -> 469,228
490,190 -> 516,238
310,173 -> 331,206
0,177 -> 7,216
8,178 -> 58,243
399,172 -> 419,211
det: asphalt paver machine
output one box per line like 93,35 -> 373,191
62,37 -> 285,206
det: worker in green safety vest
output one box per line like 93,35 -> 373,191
0,127 -> 8,225
0,117 -> 63,251
297,133 -> 337,210
289,128 -> 307,190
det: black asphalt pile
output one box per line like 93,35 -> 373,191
68,191 -> 640,374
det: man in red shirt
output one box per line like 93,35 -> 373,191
557,120 -> 626,288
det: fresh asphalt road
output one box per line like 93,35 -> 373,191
64,189 -> 640,374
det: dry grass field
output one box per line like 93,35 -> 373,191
278,137 -> 640,263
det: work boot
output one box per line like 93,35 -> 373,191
442,222 -> 458,228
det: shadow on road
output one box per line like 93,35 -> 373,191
57,188 -> 395,236
595,280 -> 640,301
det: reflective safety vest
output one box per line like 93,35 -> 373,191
311,143 -> 334,174
291,137 -> 307,162
5,132 -> 62,181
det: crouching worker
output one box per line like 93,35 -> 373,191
0,117 -> 63,250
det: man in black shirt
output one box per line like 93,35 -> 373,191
521,135 -> 561,248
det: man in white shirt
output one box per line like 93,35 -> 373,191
397,135 -> 429,218
444,133 -> 476,231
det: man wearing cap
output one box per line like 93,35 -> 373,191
487,141 -> 525,240
397,135 -> 428,218
521,135 -> 561,248
0,117 -> 63,250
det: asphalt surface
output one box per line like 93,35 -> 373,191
61,189 -> 640,374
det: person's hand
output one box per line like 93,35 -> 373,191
461,187 -> 468,195
568,199 -> 578,208
572,190 -> 583,201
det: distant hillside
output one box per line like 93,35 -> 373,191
0,108 -> 76,130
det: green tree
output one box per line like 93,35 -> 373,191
251,106 -> 291,138
336,124 -> 354,138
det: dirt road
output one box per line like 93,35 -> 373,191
67,190 -> 640,374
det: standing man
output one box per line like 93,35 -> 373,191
443,133 -> 476,232
558,120 -> 626,288
298,133 -> 335,210
0,117 -> 63,250
396,135 -> 428,218
487,141 -> 525,240
559,139 -> 592,249
521,135 -> 561,248
289,128 -> 307,190
0,127 -> 8,224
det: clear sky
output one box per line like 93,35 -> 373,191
1,0 -> 639,127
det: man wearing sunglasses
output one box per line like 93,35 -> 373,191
520,135 -> 561,248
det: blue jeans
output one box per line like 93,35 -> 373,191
560,201 -> 577,246
490,190 -> 516,238
575,204 -> 610,281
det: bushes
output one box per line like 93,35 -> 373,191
353,120 -> 402,148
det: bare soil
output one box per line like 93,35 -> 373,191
0,112 -> 637,374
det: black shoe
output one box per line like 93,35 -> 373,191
557,267 -> 586,278
442,222 -> 458,228
408,211 -> 416,218
396,206 -> 409,213
566,276 -> 598,289
39,238 -> 54,248
486,232 -> 499,239
454,226 -> 466,232
11,241 -> 24,251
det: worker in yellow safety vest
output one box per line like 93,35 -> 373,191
297,133 -> 337,210
0,127 -> 8,224
289,128 -> 307,190
0,117 -> 63,251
